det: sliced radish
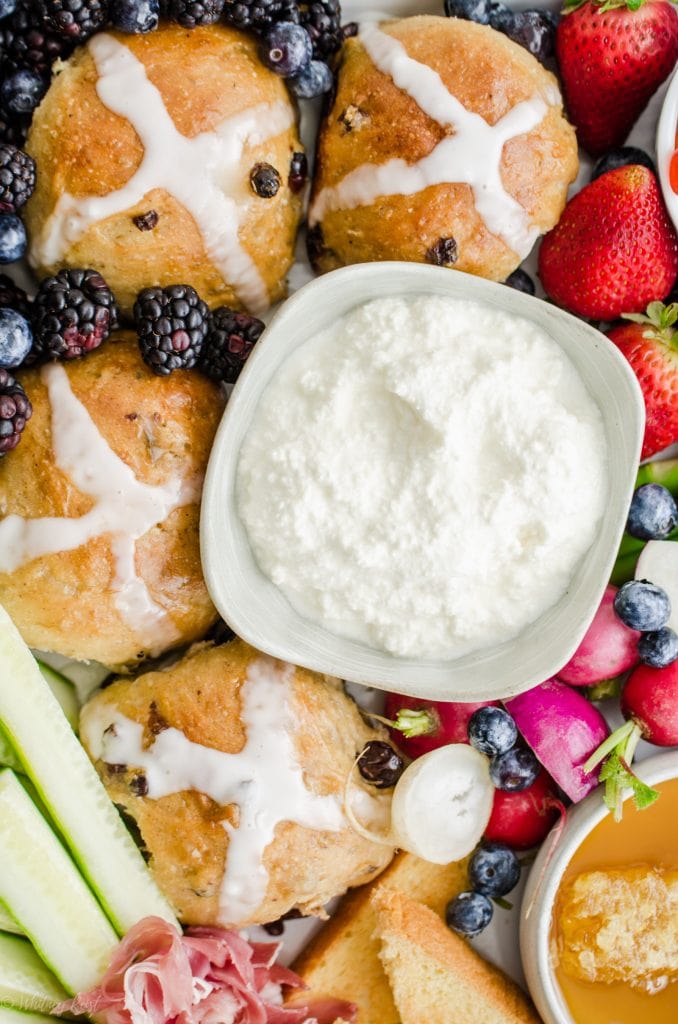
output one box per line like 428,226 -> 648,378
390,744 -> 493,864
636,541 -> 678,632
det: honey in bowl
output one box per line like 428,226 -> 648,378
552,777 -> 678,1024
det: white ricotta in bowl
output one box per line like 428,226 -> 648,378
236,295 -> 609,659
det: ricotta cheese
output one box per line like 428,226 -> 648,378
236,295 -> 608,659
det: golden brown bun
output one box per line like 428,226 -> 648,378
79,640 -> 395,927
373,889 -> 541,1024
25,24 -> 303,315
310,16 -> 577,281
288,852 -> 470,1023
0,335 -> 222,666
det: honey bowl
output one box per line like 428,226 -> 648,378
520,751 -> 678,1024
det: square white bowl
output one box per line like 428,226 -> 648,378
200,262 -> 644,701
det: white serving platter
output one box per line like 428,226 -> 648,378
23,0 -> 676,1005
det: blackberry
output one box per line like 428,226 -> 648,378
167,0 -> 224,26
0,272 -> 30,317
0,366 -> 31,454
38,0 -> 108,42
0,144 -> 35,211
134,284 -> 209,376
222,0 -> 296,34
1,3 -> 74,77
200,306 -> 264,384
32,268 -> 119,360
298,0 -> 343,60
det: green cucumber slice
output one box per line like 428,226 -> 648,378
0,932 -> 66,1013
0,665 -> 79,772
0,732 -> 21,773
0,605 -> 176,935
0,769 -> 118,994
0,1007 -> 62,1024
35,663 -> 79,731
0,900 -> 22,935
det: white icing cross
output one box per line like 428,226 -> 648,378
89,657 -> 346,924
310,23 -> 555,259
31,34 -> 296,315
0,363 -> 200,654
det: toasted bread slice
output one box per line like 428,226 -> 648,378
288,852 -> 470,1024
372,889 -> 541,1024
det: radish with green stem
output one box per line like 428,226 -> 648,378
557,585 -> 640,687
503,679 -> 609,803
584,661 -> 678,820
382,694 -> 497,759
611,460 -> 678,585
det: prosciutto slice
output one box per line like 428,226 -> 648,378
57,917 -> 356,1024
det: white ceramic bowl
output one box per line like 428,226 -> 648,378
520,750 -> 678,1024
200,262 -> 644,701
657,67 -> 678,232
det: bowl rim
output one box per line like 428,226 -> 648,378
519,749 -> 678,1024
200,261 -> 644,700
656,66 -> 678,232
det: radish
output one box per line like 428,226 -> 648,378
383,694 -> 497,760
483,770 -> 563,850
581,662 -> 678,821
557,585 -> 640,687
504,679 -> 609,803
621,661 -> 678,747
390,744 -> 494,863
635,541 -> 678,633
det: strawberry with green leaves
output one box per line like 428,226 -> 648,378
608,302 -> 678,459
538,165 -> 678,321
556,0 -> 678,156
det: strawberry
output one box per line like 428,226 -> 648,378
608,302 -> 678,459
538,166 -> 678,320
556,0 -> 678,157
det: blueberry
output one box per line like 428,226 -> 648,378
591,147 -> 656,183
468,707 -> 518,757
289,59 -> 333,98
626,484 -> 678,541
469,842 -> 521,897
501,9 -> 555,62
444,0 -> 492,23
504,268 -> 535,295
0,306 -> 31,367
614,580 -> 671,632
1,70 -> 47,117
488,1 -> 514,32
0,0 -> 16,18
445,891 -> 493,937
110,0 -> 160,32
638,627 -> 678,669
0,214 -> 25,263
260,22 -> 312,78
490,746 -> 540,792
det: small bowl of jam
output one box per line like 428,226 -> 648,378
520,750 -> 678,1024
657,67 -> 678,233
